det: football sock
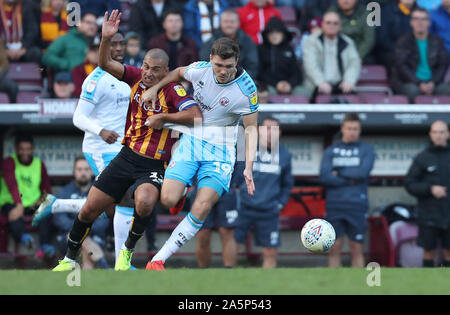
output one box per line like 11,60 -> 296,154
423,259 -> 435,267
124,209 -> 152,251
113,208 -> 134,261
151,212 -> 203,263
66,216 -> 93,260
52,199 -> 86,214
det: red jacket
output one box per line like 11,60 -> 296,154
237,1 -> 282,44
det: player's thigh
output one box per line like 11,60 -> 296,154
160,178 -> 189,208
79,186 -> 115,222
254,215 -> 281,248
190,186 -> 221,221
164,160 -> 199,188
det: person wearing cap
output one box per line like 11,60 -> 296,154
301,11 -> 361,100
123,32 -> 146,68
72,43 -> 100,98
50,72 -> 75,99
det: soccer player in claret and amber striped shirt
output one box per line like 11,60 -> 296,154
52,10 -> 202,272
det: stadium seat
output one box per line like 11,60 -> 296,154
368,216 -> 395,267
315,94 -> 362,104
6,62 -> 43,92
0,92 -> 9,103
276,6 -> 297,27
358,65 -> 387,84
16,91 -> 42,103
364,94 -> 409,104
414,95 -> 450,104
268,94 -> 309,104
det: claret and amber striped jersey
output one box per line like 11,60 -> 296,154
121,65 -> 197,161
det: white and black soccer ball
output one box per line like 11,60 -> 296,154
300,219 -> 336,254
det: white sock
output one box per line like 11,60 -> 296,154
151,212 -> 203,263
52,199 -> 86,214
113,207 -> 134,262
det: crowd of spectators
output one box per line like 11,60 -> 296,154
0,0 -> 448,104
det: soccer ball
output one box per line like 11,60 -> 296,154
300,219 -> 336,253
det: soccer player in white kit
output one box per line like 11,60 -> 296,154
33,33 -> 135,264
141,37 -> 258,270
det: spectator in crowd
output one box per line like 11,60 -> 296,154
301,12 -> 361,100
130,0 -> 180,50
258,17 -> 304,97
50,71 -> 75,99
327,0 -> 375,63
430,0 -> 450,60
184,0 -> 229,48
42,12 -> 98,73
72,43 -> 99,98
39,0 -> 69,50
75,0 -> 121,19
391,8 -> 450,103
373,0 -> 417,73
417,0 -> 442,11
148,10 -> 198,71
404,120 -> 450,268
200,9 -> 259,79
294,17 -> 322,61
300,0 -> 336,32
237,0 -> 281,45
0,0 -> 41,64
195,166 -> 243,268
275,0 -> 305,11
123,32 -> 146,68
0,134 -> 54,257
0,38 -> 18,103
319,113 -> 375,267
53,156 -> 110,269
235,117 -> 294,268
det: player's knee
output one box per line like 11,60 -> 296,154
160,193 -> 178,208
192,199 -> 213,216
134,196 -> 156,216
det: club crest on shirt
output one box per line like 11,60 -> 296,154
174,85 -> 187,97
86,80 -> 97,93
219,97 -> 230,107
249,91 -> 258,105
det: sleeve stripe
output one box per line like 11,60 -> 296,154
177,99 -> 198,111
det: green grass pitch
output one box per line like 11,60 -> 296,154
0,268 -> 449,295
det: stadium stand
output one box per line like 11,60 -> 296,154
276,6 -> 297,27
0,93 -> 9,103
16,91 -> 42,104
268,94 -> 309,104
414,95 -> 450,105
364,94 -> 409,105
315,94 -> 363,104
6,63 -> 43,92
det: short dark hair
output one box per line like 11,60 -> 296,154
74,155 -> 87,167
14,133 -> 33,146
210,37 -> 240,60
411,7 -> 430,17
342,113 -> 361,125
162,10 -> 183,22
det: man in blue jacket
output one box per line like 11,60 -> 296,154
320,113 -> 375,267
235,117 -> 294,268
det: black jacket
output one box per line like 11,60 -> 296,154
258,17 -> 301,89
129,0 -> 180,50
392,32 -> 448,86
405,142 -> 450,229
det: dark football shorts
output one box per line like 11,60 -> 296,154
93,146 -> 166,203
325,207 -> 368,243
201,188 -> 239,230
417,225 -> 450,251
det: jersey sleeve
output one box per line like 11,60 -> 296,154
183,61 -> 211,84
163,83 -> 198,112
79,69 -> 107,104
232,72 -> 259,115
122,65 -> 142,87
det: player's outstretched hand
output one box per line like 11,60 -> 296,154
102,9 -> 121,40
243,168 -> 255,196
141,85 -> 159,110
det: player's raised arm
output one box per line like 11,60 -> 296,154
242,111 -> 258,196
141,66 -> 188,108
99,10 -> 124,80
